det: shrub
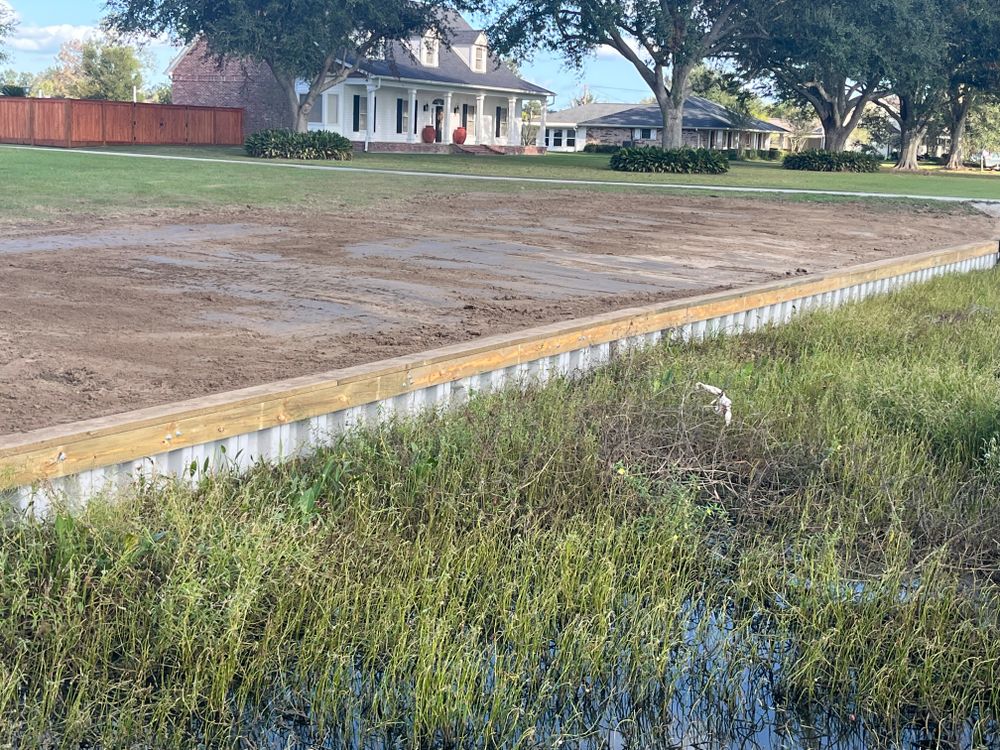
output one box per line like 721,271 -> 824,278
244,129 -> 353,160
609,146 -> 729,174
583,143 -> 620,154
0,85 -> 28,97
766,148 -> 782,161
783,149 -> 881,173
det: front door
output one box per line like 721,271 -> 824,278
434,105 -> 444,143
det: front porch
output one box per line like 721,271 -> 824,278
348,141 -> 547,155
304,79 -> 549,154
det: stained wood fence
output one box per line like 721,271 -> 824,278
0,97 -> 244,148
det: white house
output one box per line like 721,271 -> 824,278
170,13 -> 553,154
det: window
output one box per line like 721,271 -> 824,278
353,94 -> 369,133
422,36 -> 439,66
462,104 -> 476,129
495,106 -> 509,138
474,45 -> 486,72
544,128 -> 550,147
566,128 -> 576,148
396,99 -> 409,134
635,127 -> 653,140
553,129 -> 563,147
299,94 -> 323,125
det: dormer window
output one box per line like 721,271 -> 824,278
422,35 -> 439,67
473,45 -> 487,72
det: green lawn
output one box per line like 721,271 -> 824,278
0,145 -> 996,222
107,144 -> 1000,200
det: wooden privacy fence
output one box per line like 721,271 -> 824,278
1,240 -> 997,511
0,97 -> 244,147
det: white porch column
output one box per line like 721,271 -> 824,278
407,88 -> 417,143
365,83 -> 377,149
443,92 -> 453,144
508,97 -> 519,145
535,98 -> 547,148
475,93 -> 485,144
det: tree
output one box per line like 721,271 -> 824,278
739,0 -> 889,152
475,0 -> 780,149
876,0 -> 957,170
964,98 -> 1000,161
31,38 -> 148,100
570,85 -> 597,107
0,3 -> 15,66
941,0 -> 1000,169
106,0 -> 455,132
77,39 -> 146,100
859,106 -> 899,158
688,63 -> 766,118
520,98 -> 542,145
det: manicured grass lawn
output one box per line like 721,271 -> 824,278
0,145 -> 995,222
106,144 -> 1000,200
5,269 -> 999,747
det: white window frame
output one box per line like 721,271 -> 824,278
356,95 -> 368,134
326,93 -> 340,125
474,46 -> 486,72
423,36 -> 439,67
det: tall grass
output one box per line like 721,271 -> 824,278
2,271 -> 999,748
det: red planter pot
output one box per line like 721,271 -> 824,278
453,127 -> 468,145
421,125 -> 437,144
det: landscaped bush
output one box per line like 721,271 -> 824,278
609,146 -> 729,174
0,85 -> 28,97
783,149 -> 881,172
583,143 -> 620,154
244,129 -> 353,160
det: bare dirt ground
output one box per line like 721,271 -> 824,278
1,191 -> 995,434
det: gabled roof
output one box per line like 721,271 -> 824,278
551,96 -> 786,133
356,41 -> 551,96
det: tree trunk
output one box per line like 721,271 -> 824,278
895,126 -> 926,170
659,98 -> 684,149
818,117 -> 851,152
945,94 -> 973,170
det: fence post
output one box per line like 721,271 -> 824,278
64,100 -> 72,148
28,98 -> 36,146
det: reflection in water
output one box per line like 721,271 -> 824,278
227,601 -> 997,750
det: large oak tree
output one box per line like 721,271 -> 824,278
473,0 -> 781,149
105,0 -> 454,131
738,0 -> 889,152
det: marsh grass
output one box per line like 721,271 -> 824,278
2,271 -> 1000,748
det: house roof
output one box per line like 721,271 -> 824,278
352,10 -> 550,96
767,117 -> 824,137
356,41 -> 551,96
550,96 -> 786,133
545,102 -> 636,125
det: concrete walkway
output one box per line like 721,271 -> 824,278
5,143 -> 1000,206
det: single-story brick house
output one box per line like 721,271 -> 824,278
544,98 -> 786,152
167,14 -> 552,153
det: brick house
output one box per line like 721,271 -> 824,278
167,14 -> 552,153
544,98 -> 786,152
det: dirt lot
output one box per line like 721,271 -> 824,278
1,191 -> 995,434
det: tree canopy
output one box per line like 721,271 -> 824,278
0,3 -> 16,66
105,0 -> 455,131
474,0 -> 780,148
738,0 -> 889,152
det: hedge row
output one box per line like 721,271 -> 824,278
783,149 -> 881,173
582,144 -> 621,154
728,148 -> 782,162
609,146 -> 729,174
244,129 -> 354,160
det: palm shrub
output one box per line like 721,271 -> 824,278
244,129 -> 353,160
609,146 -> 729,174
783,149 -> 881,172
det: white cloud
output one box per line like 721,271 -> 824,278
9,23 -> 99,54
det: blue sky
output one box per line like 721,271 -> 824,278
1,0 -> 652,108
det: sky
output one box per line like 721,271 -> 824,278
1,0 -> 652,108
